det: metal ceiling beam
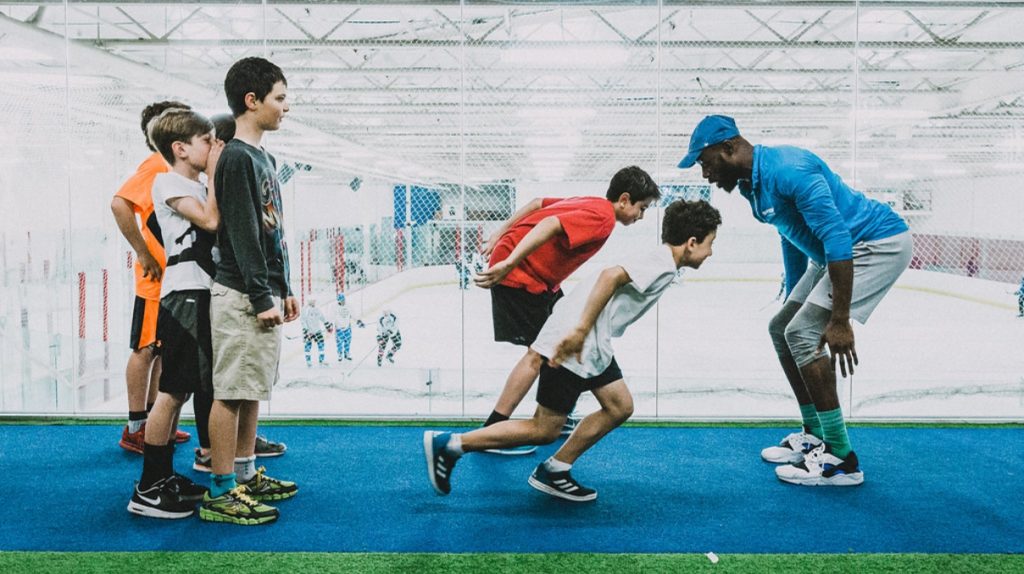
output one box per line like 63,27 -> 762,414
6,1 -> 1024,8
87,38 -> 1024,50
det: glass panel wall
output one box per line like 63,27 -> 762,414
0,1 -> 1020,420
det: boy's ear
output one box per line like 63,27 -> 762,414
171,140 -> 187,159
244,91 -> 259,111
617,192 -> 631,204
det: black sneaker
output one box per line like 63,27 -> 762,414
166,472 -> 209,502
528,463 -> 597,502
127,479 -> 196,519
423,431 -> 459,495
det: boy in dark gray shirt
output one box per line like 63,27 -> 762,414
201,57 -> 299,526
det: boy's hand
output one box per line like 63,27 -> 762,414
479,233 -> 501,258
205,139 -> 225,180
473,259 -> 513,289
283,296 -> 300,322
549,328 -> 586,367
137,250 -> 162,281
257,307 -> 284,329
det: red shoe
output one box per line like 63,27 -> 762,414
174,429 -> 191,443
119,424 -> 145,454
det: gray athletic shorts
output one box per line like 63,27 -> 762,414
788,231 -> 913,324
210,282 -> 282,401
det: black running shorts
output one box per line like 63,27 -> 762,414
536,357 -> 623,414
156,290 -> 212,395
490,284 -> 563,346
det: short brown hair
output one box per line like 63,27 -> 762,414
148,109 -> 214,165
140,101 -> 190,151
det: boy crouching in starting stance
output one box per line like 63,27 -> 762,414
424,199 -> 721,501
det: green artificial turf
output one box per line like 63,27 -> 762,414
0,552 -> 1021,574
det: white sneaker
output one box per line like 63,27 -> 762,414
775,443 -> 864,487
761,430 -> 823,464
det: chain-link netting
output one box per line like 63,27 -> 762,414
0,1 -> 1021,419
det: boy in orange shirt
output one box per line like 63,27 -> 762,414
111,101 -> 192,452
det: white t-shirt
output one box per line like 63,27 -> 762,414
531,245 -> 681,378
152,172 -> 215,297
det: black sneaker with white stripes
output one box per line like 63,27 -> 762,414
423,431 -> 460,495
527,463 -> 597,502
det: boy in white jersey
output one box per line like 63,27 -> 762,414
424,200 -> 721,502
127,109 -> 224,519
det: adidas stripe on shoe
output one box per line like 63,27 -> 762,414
423,431 -> 459,495
527,463 -> 597,502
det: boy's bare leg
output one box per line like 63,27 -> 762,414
462,406 -> 565,451
551,380 -> 632,465
209,399 -> 240,475
235,400 -> 260,458
491,349 -> 544,417
144,392 -> 185,446
126,347 -> 158,413
147,356 -> 162,406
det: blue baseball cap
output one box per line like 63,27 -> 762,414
677,115 -> 740,169
336,293 -> 346,304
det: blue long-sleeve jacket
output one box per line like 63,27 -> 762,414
738,145 -> 908,295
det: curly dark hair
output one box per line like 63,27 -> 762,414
140,100 -> 190,151
224,57 -> 287,117
605,166 -> 662,203
661,199 -> 722,245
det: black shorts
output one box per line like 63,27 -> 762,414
128,296 -> 160,351
156,290 -> 212,395
536,357 -> 623,414
490,284 -> 563,346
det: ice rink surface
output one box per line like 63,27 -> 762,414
2,260 -> 1020,421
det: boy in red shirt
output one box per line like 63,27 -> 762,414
474,166 -> 660,453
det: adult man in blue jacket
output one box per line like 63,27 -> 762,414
679,115 -> 912,486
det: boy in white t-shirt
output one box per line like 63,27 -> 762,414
127,109 -> 224,519
424,199 -> 722,502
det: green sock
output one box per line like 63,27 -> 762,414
799,403 -> 823,439
818,407 -> 852,458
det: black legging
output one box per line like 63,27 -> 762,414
192,387 -> 213,450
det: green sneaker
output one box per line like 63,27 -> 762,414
240,466 -> 298,501
199,486 -> 278,525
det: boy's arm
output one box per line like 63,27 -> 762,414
480,198 -> 545,257
166,195 -> 218,232
474,215 -> 563,288
548,266 -> 632,367
164,142 -> 225,232
111,197 -> 162,281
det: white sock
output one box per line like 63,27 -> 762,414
128,419 -> 146,434
544,456 -> 572,473
446,433 -> 464,456
234,455 -> 257,482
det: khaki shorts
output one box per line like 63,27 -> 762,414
210,282 -> 282,401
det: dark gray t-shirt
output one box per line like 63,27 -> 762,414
213,139 -> 292,314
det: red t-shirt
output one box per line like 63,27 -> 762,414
490,197 -> 616,294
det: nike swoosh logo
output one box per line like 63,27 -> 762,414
138,493 -> 162,506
